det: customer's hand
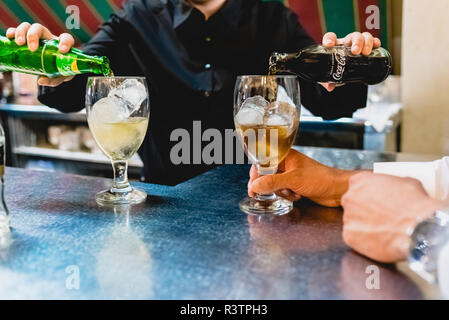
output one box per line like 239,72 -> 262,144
319,31 -> 381,92
248,149 -> 356,207
6,22 -> 75,86
341,172 -> 445,263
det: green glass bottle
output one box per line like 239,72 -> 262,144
0,35 -> 112,78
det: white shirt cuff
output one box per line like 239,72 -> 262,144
373,157 -> 449,201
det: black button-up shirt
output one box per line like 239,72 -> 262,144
39,0 -> 368,185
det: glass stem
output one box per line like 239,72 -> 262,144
111,160 -> 132,193
254,166 -> 277,201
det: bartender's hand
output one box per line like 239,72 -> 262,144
6,23 -> 75,86
248,149 -> 356,207
319,31 -> 381,92
341,172 -> 445,263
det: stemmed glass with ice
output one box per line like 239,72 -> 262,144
234,75 -> 300,216
86,77 -> 150,206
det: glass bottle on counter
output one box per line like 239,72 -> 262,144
0,123 -> 9,241
269,44 -> 393,85
0,35 -> 112,78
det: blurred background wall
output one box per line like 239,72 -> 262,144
0,0 -> 403,71
0,1 -> 400,58
402,0 -> 449,155
0,0 -> 404,80
0,0 -> 124,45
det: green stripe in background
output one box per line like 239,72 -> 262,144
90,0 -> 116,21
46,0 -> 91,44
321,0 -> 355,38
379,0 -> 389,49
3,0 -> 35,23
0,27 -> 5,36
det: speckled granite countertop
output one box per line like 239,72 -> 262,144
0,147 -> 438,299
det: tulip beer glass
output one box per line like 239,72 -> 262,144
86,77 -> 149,205
234,75 -> 300,216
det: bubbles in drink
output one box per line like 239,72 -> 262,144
89,117 -> 149,160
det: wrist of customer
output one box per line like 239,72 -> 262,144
326,169 -> 359,207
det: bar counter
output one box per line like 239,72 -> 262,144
0,147 -> 441,299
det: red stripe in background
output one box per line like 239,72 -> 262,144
289,0 -> 323,43
0,2 -> 20,30
21,0 -> 66,36
62,0 -> 102,35
112,0 -> 128,9
357,0 -> 381,38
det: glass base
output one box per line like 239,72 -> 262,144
239,195 -> 293,216
95,188 -> 147,206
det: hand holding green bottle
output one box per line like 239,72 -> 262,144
6,22 -> 76,87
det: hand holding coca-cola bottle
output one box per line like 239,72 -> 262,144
319,32 -> 382,92
270,31 -> 391,91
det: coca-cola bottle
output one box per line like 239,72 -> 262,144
269,44 -> 392,85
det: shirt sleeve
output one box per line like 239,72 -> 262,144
373,157 -> 449,201
37,8 -> 129,113
283,7 -> 368,120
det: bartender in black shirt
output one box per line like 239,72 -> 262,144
5,0 -> 381,185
